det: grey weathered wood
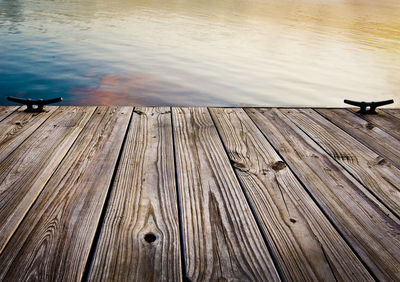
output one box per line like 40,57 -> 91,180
172,107 -> 280,281
0,106 -> 19,122
282,108 -> 400,217
0,106 -> 58,164
0,107 -> 132,281
348,108 -> 400,141
246,108 -> 400,281
210,108 -> 372,281
89,107 -> 181,281
383,109 -> 400,120
0,106 -> 95,254
317,108 -> 400,169
0,105 -> 398,281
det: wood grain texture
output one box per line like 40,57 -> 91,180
172,107 -> 280,281
0,106 -> 95,254
348,108 -> 400,141
317,108 -> 400,169
0,106 -> 58,164
89,107 -> 181,281
0,106 -> 132,282
246,108 -> 400,281
383,109 -> 400,120
210,108 -> 372,281
282,108 -> 400,217
0,106 -> 19,122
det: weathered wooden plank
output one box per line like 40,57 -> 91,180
0,106 -> 19,122
89,107 -> 181,281
0,106 -> 58,164
282,108 -> 400,217
246,108 -> 400,281
172,107 -> 280,281
317,108 -> 400,169
383,109 -> 400,120
347,109 -> 400,141
0,106 -> 132,281
0,106 -> 96,254
210,108 -> 372,281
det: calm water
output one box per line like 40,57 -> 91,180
1,0 -> 399,106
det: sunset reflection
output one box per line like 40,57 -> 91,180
1,0 -> 399,106
71,73 -> 191,106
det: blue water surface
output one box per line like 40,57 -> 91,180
1,0 -> 399,106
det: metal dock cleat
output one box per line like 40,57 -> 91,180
7,96 -> 63,112
344,99 -> 394,114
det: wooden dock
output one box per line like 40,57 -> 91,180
0,106 -> 399,281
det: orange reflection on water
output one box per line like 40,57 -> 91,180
3,0 -> 400,106
72,0 -> 400,106
71,72 -> 194,106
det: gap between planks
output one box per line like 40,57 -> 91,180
0,107 -> 132,281
346,108 -> 400,141
245,108 -> 400,281
0,107 -> 96,254
316,108 -> 400,170
210,108 -> 372,281
0,106 -> 398,282
88,107 -> 182,281
172,107 -> 280,281
281,108 -> 400,219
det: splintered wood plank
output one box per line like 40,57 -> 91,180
0,106 -> 58,164
172,107 -> 280,281
89,107 -> 181,281
0,106 -> 95,254
383,109 -> 400,120
246,108 -> 400,281
210,108 -> 372,281
348,109 -> 400,141
0,106 -> 132,281
282,109 -> 400,217
0,106 -> 19,122
317,109 -> 400,169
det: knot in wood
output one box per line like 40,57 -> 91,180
271,161 -> 286,171
366,123 -> 374,130
144,233 -> 157,243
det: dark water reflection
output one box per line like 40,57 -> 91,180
1,0 -> 399,106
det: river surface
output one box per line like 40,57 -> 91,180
1,0 -> 399,106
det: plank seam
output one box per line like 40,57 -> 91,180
344,108 -> 400,142
0,107 -> 98,257
382,109 -> 400,121
0,107 -> 59,166
282,109 -> 400,220
207,107 -> 287,282
170,107 -> 190,282
316,109 -> 400,171
0,106 -> 20,123
78,107 -> 134,282
244,108 -> 378,281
